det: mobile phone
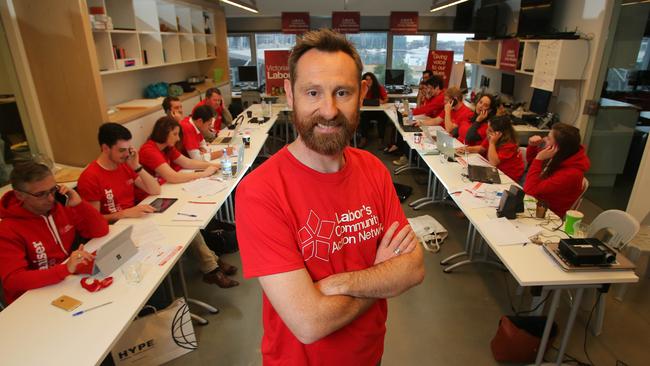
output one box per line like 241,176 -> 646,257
51,295 -> 82,312
55,191 -> 69,206
451,98 -> 458,107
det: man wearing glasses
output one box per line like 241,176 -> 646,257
0,161 -> 108,304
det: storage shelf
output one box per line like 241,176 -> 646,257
99,56 -> 216,75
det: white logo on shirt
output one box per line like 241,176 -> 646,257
32,241 -> 48,269
298,205 -> 383,262
104,188 -> 118,213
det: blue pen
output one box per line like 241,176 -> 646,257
73,301 -> 113,317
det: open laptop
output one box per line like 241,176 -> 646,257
435,130 -> 456,159
213,115 -> 245,144
231,143 -> 246,177
467,164 -> 502,184
395,109 -> 422,133
94,225 -> 138,275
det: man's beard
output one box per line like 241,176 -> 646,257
293,109 -> 358,155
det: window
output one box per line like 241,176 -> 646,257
227,35 -> 252,84
436,33 -> 475,87
391,35 -> 431,85
346,33 -> 388,84
255,33 -> 296,85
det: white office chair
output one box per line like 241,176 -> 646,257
585,209 -> 640,336
569,177 -> 589,211
615,211 -> 650,301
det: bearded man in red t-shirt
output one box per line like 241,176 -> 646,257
235,29 -> 425,366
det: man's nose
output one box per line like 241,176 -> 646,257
319,94 -> 339,121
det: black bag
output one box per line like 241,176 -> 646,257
393,183 -> 413,203
201,220 -> 239,256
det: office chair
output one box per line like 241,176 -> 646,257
615,211 -> 650,301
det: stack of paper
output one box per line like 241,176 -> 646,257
182,178 -> 228,197
478,217 -> 531,246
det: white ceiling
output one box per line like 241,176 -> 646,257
220,0 -> 458,18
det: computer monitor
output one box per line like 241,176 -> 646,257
501,73 -> 515,96
238,66 -> 258,83
529,88 -> 552,115
385,69 -> 405,86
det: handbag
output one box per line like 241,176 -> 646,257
111,298 -> 197,366
490,315 -> 558,363
201,220 -> 239,255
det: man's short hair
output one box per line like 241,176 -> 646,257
10,161 -> 52,191
149,116 -> 180,144
205,88 -> 222,98
445,86 -> 464,100
192,105 -> 215,122
424,75 -> 444,89
98,122 -> 132,147
162,96 -> 180,114
288,28 -> 362,87
423,69 -> 433,77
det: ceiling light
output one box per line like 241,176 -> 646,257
221,0 -> 259,14
430,0 -> 470,13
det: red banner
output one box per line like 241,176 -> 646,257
499,38 -> 520,72
390,12 -> 418,34
332,12 -> 360,34
282,12 -> 310,34
264,50 -> 290,95
426,50 -> 454,88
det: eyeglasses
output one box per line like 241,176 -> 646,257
19,185 -> 60,199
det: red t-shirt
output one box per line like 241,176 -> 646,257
438,103 -> 473,136
138,139 -> 182,183
235,146 -> 408,366
77,161 -> 139,214
192,99 -> 223,131
458,118 -> 489,146
412,91 -> 445,117
481,140 -> 525,182
365,85 -> 388,101
179,117 -> 205,157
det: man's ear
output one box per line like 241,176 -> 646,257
359,79 -> 369,103
284,78 -> 293,109
100,144 -> 110,154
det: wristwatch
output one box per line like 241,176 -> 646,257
134,166 -> 144,173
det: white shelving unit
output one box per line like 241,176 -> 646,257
87,0 -> 217,75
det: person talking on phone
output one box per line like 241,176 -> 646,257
524,123 -> 590,218
163,96 -> 184,122
77,123 -> 161,223
0,161 -> 109,304
192,88 -> 233,141
455,93 -> 496,146
415,87 -> 473,135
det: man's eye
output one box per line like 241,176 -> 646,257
307,90 -> 318,97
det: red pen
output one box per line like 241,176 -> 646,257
188,201 -> 216,204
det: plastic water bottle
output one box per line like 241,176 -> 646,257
408,109 -> 413,123
261,100 -> 268,118
221,148 -> 232,179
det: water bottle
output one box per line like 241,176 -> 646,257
261,100 -> 268,118
408,109 -> 413,123
221,148 -> 232,179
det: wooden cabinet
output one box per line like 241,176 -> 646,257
12,0 -> 229,166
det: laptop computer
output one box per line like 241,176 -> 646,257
395,109 -> 422,133
467,164 -> 502,184
94,225 -> 138,275
213,115 -> 245,144
435,130 -> 456,159
231,143 -> 246,177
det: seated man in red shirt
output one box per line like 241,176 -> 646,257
192,88 -> 233,139
410,75 -> 445,118
416,87 -> 473,133
179,105 -> 229,161
163,96 -> 184,122
236,29 -> 424,365
77,123 -> 161,223
0,161 -> 108,304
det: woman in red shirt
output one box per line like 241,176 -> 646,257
139,116 -> 220,184
460,115 -> 524,182
456,93 -> 496,146
358,72 -> 388,148
523,123 -> 591,218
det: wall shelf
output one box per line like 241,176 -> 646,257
99,56 -> 216,75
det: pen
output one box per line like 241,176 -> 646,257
177,212 -> 197,217
73,301 -> 113,317
188,201 -> 216,204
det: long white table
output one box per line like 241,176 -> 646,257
0,225 -> 198,366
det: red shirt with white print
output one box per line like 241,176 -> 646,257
235,146 -> 408,366
77,161 -> 139,214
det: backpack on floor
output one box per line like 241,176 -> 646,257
201,220 -> 239,256
393,183 -> 412,203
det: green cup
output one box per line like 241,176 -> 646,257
564,210 -> 584,236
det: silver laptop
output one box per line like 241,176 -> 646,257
231,143 -> 246,176
94,226 -> 138,275
436,130 -> 456,159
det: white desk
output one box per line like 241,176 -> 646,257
0,225 -> 198,366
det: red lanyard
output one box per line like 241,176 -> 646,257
80,277 -> 113,292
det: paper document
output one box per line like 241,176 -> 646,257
174,202 -> 215,222
479,217 -> 531,246
182,178 -> 228,197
